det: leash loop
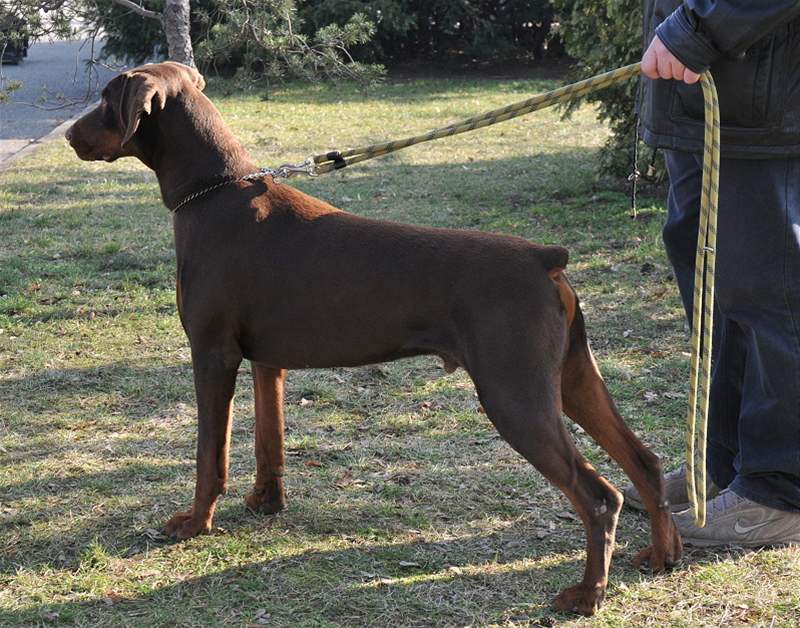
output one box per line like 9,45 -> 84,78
686,72 -> 720,528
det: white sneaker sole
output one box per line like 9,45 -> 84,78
680,536 -> 800,548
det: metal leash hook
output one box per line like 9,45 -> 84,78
241,158 -> 318,183
274,157 -> 319,180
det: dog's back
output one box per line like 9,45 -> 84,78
176,179 -> 572,372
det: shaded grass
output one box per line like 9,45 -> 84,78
1,72 -> 799,626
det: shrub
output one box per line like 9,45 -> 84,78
553,0 -> 643,175
299,0 -> 557,62
89,0 -> 560,70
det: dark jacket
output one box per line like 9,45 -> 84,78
639,0 -> 800,158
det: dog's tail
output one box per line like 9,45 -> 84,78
548,265 -> 579,335
539,244 -> 578,342
537,244 -> 569,273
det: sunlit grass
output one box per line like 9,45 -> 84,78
2,72 -> 798,625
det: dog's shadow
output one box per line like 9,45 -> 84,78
0,493 -> 746,626
0,497 -> 712,626
0,351 -> 728,625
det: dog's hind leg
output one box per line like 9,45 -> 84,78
559,297 -> 682,572
164,350 -> 241,539
470,361 -> 622,616
245,364 -> 287,515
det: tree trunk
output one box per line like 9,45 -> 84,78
163,0 -> 195,68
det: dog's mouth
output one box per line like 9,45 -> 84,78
68,141 -> 116,163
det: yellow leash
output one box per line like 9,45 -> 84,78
276,64 -> 719,526
686,73 -> 720,527
308,63 -> 644,174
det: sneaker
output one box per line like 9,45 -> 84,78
673,488 -> 800,547
623,464 -> 720,513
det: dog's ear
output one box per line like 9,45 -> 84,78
119,73 -> 168,147
117,63 -> 206,146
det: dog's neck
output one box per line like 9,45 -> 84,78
135,92 -> 259,210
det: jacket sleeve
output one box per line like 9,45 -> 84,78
655,1 -> 800,73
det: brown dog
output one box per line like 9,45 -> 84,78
65,61 -> 681,615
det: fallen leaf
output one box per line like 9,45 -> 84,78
103,590 -> 124,603
334,470 -> 353,488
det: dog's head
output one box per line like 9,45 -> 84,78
66,61 -> 205,162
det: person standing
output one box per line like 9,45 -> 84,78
624,0 -> 800,546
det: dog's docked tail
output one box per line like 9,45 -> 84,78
539,244 -> 576,330
537,244 -> 569,273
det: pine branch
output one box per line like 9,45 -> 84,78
108,0 -> 163,23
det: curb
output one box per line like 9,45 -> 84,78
0,100 -> 98,171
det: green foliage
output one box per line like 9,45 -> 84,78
80,0 -> 382,87
86,0 -> 560,75
195,0 -> 383,87
0,0 -> 74,98
0,0 -> 73,44
299,0 -> 557,61
81,0 -> 172,64
553,0 -> 642,174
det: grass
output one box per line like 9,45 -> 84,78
1,72 -> 799,626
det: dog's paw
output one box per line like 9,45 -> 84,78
163,510 -> 212,540
552,583 -> 605,616
633,539 -> 682,572
244,490 -> 286,515
634,521 -> 683,571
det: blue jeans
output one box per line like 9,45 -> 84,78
664,150 -> 800,512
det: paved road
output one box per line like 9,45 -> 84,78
0,39 -> 118,161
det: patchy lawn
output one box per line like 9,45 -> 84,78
1,73 -> 798,626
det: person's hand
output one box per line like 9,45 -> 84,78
641,35 -> 701,84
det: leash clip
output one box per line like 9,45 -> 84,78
270,157 -> 318,181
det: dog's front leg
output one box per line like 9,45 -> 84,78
165,350 -> 241,539
245,364 -> 287,514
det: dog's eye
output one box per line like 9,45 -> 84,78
101,100 -> 116,126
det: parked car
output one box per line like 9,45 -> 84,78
1,11 -> 28,64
